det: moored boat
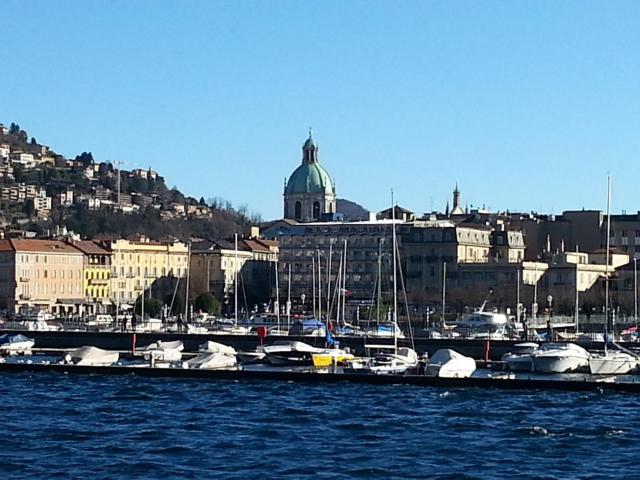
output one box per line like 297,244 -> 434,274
263,340 -> 323,366
311,348 -> 355,368
502,342 -> 540,372
64,346 -> 120,366
0,333 -> 35,355
532,343 -> 590,373
589,350 -> 638,375
424,349 -> 476,378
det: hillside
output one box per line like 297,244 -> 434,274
0,122 -> 260,241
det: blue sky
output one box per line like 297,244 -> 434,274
1,1 -> 639,219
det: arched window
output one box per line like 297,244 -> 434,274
294,201 -> 302,220
313,201 -> 320,219
284,202 -> 289,218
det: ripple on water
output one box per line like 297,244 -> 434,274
0,375 -> 638,479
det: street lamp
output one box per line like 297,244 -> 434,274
300,293 -> 306,316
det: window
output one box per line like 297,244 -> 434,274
294,201 -> 302,220
313,201 -> 320,220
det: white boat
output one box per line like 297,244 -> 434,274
532,343 -> 590,373
236,346 -> 267,364
64,346 -> 120,366
0,333 -> 35,355
143,340 -> 184,363
425,349 -> 476,378
367,347 -> 418,375
186,352 -> 237,369
502,342 -> 540,372
263,340 -> 323,365
198,341 -> 237,355
589,350 -> 638,375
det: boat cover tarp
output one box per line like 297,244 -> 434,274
288,319 -> 326,335
0,333 -> 33,345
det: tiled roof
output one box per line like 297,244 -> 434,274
0,239 -> 83,254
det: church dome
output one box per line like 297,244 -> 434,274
286,162 -> 334,195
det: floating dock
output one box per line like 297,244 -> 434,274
1,361 -> 638,393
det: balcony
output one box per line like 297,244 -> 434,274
19,277 -> 30,282
89,278 -> 109,286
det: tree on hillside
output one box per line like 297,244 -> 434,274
75,152 -> 94,166
9,123 -> 19,135
30,137 -> 37,145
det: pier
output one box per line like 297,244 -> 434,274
0,361 -> 637,393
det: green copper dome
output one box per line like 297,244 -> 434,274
285,162 -> 334,194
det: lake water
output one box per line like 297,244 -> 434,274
0,372 -> 637,479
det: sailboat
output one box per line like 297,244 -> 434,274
587,176 -> 639,375
359,196 -> 418,375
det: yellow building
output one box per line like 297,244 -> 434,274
108,237 -> 188,306
69,240 -> 112,313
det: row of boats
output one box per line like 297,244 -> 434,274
502,342 -> 640,375
2,332 -> 637,377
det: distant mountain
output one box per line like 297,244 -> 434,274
337,198 -> 369,221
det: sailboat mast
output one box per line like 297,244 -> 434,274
287,263 -> 291,329
342,239 -> 347,326
391,190 -> 398,352
377,238 -> 382,323
312,256 -> 316,319
234,234 -> 238,324
605,175 -> 611,333
185,241 -> 191,324
275,259 -> 280,331
575,245 -> 579,333
317,249 -> 322,323
327,242 -> 332,325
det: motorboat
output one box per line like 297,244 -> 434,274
143,340 -> 184,363
64,346 -> 120,366
424,349 -> 476,378
502,342 -> 540,372
263,340 -> 323,366
311,348 -> 355,368
366,347 -> 419,375
532,343 -> 590,373
0,333 -> 35,355
589,350 -> 638,375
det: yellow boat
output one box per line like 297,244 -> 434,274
312,349 -> 355,368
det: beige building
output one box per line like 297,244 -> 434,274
191,236 -> 279,311
0,239 -> 85,315
108,237 -> 188,306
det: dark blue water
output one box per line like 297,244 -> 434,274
0,373 -> 637,479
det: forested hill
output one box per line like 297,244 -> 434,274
0,121 -> 262,241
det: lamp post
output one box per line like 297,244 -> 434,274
300,293 -> 306,316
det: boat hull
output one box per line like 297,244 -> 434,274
589,356 -> 637,375
533,356 -> 587,373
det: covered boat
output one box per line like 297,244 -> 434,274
143,340 -> 184,363
425,349 -> 476,378
198,341 -> 237,355
186,352 -> 237,369
312,348 -> 355,368
0,333 -> 35,355
532,343 -> 590,373
263,340 -> 323,366
64,346 -> 119,366
288,319 -> 326,336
